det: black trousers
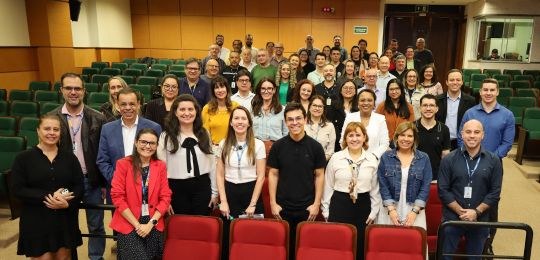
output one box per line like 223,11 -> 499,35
168,174 -> 211,216
328,191 -> 371,260
281,208 -> 309,260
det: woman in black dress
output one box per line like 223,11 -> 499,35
11,114 -> 84,259
144,74 -> 180,128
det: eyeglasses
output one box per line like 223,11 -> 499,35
311,104 -> 324,109
421,104 -> 437,108
261,88 -> 274,93
237,79 -> 250,83
163,84 -> 178,90
138,140 -> 157,147
62,86 -> 84,92
366,75 -> 377,78
286,116 -> 304,123
186,67 -> 200,71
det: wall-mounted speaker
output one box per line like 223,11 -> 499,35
69,0 -> 82,22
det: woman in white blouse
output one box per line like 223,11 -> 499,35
305,95 -> 336,160
341,89 -> 389,159
322,121 -> 381,260
157,94 -> 218,215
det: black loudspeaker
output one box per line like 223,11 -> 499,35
69,0 -> 82,22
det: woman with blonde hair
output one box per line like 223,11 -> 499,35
100,76 -> 129,122
274,61 -> 297,105
323,121 -> 380,260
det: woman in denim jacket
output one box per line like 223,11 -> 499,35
377,121 -> 431,229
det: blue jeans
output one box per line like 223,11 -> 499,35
442,224 -> 489,260
83,178 -> 106,260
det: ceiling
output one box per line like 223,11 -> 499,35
385,0 -> 478,5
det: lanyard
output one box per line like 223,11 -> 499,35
462,153 -> 481,183
141,166 -> 150,204
235,143 -> 247,181
67,114 -> 83,139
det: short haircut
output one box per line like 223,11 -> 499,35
395,54 -> 406,61
185,57 -> 201,68
235,69 -> 251,81
420,93 -> 437,105
446,68 -> 462,78
358,39 -> 368,46
394,121 -> 419,151
117,87 -> 142,103
341,121 -> 369,150
315,52 -> 327,59
330,46 -> 341,53
60,72 -> 84,88
482,78 -> 499,89
284,102 -> 306,119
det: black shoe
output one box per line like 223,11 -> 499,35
483,245 -> 494,260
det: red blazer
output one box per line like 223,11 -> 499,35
110,157 -> 172,234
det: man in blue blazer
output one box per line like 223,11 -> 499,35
97,88 -> 162,203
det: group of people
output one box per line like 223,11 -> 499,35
11,33 -> 512,260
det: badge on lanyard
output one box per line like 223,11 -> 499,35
326,97 -> 332,106
231,82 -> 236,89
464,186 -> 472,199
141,203 -> 149,216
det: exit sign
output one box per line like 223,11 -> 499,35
354,26 -> 368,34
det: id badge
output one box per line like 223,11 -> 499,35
141,203 -> 149,216
464,186 -> 472,199
326,98 -> 332,106
231,82 -> 236,89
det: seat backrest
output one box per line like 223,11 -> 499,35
145,69 -> 164,77
130,63 -> 149,71
523,70 -> 540,78
523,108 -> 540,131
483,69 -> 501,77
365,224 -> 426,260
85,83 -> 100,93
10,101 -> 38,118
82,67 -> 100,76
137,76 -> 158,86
87,92 -> 109,105
18,117 -> 40,148
120,75 -> 135,84
503,69 -> 522,78
510,80 -> 531,89
91,74 -> 111,86
0,88 -> 6,101
296,221 -> 356,260
230,219 -> 289,260
152,64 -> 168,71
470,73 -> 486,82
0,101 -> 7,116
0,116 -> 17,136
101,68 -> 121,76
0,136 -> 26,172
170,64 -> 185,71
123,68 -> 143,77
91,61 -> 110,71
163,215 -> 222,260
34,90 -> 59,103
158,59 -> 173,65
111,62 -> 128,71
28,81 -> 51,91
122,58 -> 138,65
516,89 -> 537,98
509,97 -> 536,107
168,70 -> 186,78
40,103 -> 61,115
515,74 -> 534,82
9,90 -> 32,101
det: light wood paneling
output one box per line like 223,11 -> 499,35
73,48 -> 97,68
99,49 -> 123,63
278,18 -> 312,52
0,48 -> 38,73
182,50 -> 209,59
150,49 -> 183,59
181,16 -> 213,50
213,0 -> 245,17
37,47 -> 53,81
149,0 -> 179,15
213,17 -> 246,48
50,47 -> 75,81
149,16 -> 181,49
131,0 -> 149,14
134,48 -> 152,58
0,71 -> 39,90
181,0 -> 212,16
345,0 -> 379,19
279,0 -> 311,18
245,18 -> 279,48
311,19 -> 344,50
26,0 -> 50,46
312,0 -> 345,19
132,14 -> 151,48
246,0 -> 278,18
344,18 -> 379,50
47,1 -> 73,47
119,49 -> 136,60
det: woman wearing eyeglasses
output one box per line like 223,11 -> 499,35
305,95 -> 336,161
145,74 -> 180,128
110,128 -> 172,259
251,78 -> 288,144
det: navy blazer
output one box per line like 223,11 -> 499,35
97,116 -> 162,183
435,92 -> 476,137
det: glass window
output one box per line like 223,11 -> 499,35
474,17 -> 533,62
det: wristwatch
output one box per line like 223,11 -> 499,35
411,208 -> 420,214
150,219 -> 158,226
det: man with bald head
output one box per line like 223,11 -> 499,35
270,42 -> 287,67
438,119 -> 502,260
251,49 -> 277,88
298,35 -> 320,64
202,44 -> 226,74
414,37 -> 434,70
200,58 -> 220,85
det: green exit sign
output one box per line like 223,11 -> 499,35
354,26 -> 368,34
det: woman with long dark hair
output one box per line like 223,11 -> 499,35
299,49 -> 315,76
376,79 -> 415,141
305,95 -> 336,160
202,75 -> 238,148
110,128 -> 171,259
326,79 -> 359,152
145,74 -> 180,128
403,69 -> 426,120
157,94 -> 217,215
350,46 -> 368,78
251,78 -> 288,143
419,64 -> 443,96
336,60 -> 363,88
290,79 -> 315,113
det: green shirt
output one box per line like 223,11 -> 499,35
278,82 -> 289,105
252,64 -> 277,88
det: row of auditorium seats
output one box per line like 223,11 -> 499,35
163,215 -> 426,260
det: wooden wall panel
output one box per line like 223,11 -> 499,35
245,18 -> 279,48
150,49 -> 183,59
213,17 -> 246,48
149,16 -> 182,49
131,0 -> 149,14
344,19 -> 379,51
73,48 -> 97,68
149,0 -> 179,15
47,1 -> 72,47
181,0 -> 212,16
182,50 -> 209,59
312,0 -> 345,19
181,16 -> 213,50
279,0 -> 311,18
50,47 -> 75,80
134,48 -> 152,58
99,49 -> 122,63
37,47 -> 53,80
132,15 -> 151,48
26,0 -> 50,46
345,0 -> 379,19
119,49 -> 136,60
0,71 -> 39,90
213,0 -> 246,17
0,48 -> 38,73
311,19 -> 344,49
246,0 -> 278,18
278,18 -> 312,52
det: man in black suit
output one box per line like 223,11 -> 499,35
436,69 -> 476,150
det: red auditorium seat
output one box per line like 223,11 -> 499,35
162,215 -> 222,260
365,224 -> 426,260
229,218 -> 289,260
296,221 -> 356,260
425,183 -> 442,255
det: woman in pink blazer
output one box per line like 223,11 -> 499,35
110,128 -> 172,259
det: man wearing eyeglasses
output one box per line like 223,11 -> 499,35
97,88 -> 162,205
222,51 -> 246,94
201,44 -> 226,74
416,94 -> 450,181
359,68 -> 385,107
179,58 -> 211,106
49,72 -> 107,260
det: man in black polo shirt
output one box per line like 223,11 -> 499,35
416,94 -> 450,180
267,102 -> 326,256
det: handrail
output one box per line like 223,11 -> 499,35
436,221 -> 533,260
78,203 -> 117,240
